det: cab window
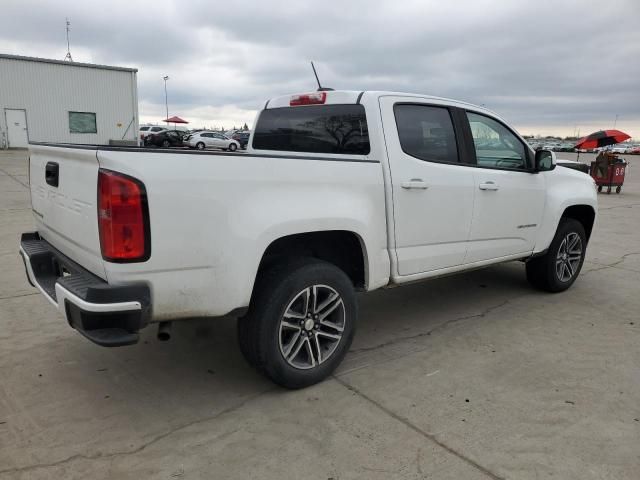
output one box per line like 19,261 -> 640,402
466,112 -> 528,170
394,104 -> 459,164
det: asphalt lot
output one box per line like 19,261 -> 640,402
1,149 -> 639,479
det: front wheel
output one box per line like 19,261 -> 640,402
162,139 -> 171,148
228,143 -> 238,152
526,218 -> 586,292
238,259 -> 356,389
196,142 -> 205,150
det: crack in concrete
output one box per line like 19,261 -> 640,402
0,292 -> 39,301
0,388 -> 274,477
0,167 -> 28,189
583,252 -> 640,274
598,202 -> 640,211
333,376 -> 505,480
348,298 -> 514,355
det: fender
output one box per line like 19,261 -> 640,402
533,167 -> 597,254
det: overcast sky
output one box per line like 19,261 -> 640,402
2,0 -> 639,138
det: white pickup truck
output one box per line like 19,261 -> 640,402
20,90 -> 597,388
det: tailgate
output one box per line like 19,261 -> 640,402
29,145 -> 106,279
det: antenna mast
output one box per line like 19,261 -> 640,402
310,61 -> 334,92
311,61 -> 322,90
64,18 -> 73,62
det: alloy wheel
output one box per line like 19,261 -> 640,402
555,232 -> 582,282
278,285 -> 345,369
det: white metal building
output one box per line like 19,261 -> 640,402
0,54 -> 138,148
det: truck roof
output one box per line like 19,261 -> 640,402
264,90 -> 498,117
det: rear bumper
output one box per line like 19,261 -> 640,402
19,232 -> 151,347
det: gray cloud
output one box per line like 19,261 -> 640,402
2,0 -> 639,135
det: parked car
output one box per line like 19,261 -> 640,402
557,144 -> 576,152
231,131 -> 251,149
145,130 -> 186,148
21,89 -> 597,389
185,131 -> 240,151
629,146 -> 640,155
609,145 -> 627,154
139,126 -> 167,141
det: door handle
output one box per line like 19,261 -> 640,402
479,181 -> 499,191
45,162 -> 59,188
401,179 -> 428,190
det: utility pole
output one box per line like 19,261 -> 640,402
163,76 -> 169,121
614,114 -> 619,129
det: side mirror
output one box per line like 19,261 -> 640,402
535,149 -> 556,172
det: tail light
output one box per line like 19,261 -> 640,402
98,169 -> 150,262
290,92 -> 326,106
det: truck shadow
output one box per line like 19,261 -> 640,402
112,261 -> 532,390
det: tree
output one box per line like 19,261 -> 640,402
243,123 -> 248,131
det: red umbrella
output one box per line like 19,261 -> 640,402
163,116 -> 189,124
574,129 -> 630,150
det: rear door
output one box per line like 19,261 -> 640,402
462,111 -> 546,263
380,97 -> 476,275
29,145 -> 105,278
212,133 -> 227,148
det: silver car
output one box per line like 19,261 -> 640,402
185,132 -> 240,151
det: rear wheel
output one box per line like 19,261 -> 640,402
196,142 -> 205,150
526,218 -> 586,292
238,258 -> 356,389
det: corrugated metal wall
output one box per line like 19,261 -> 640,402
0,56 -> 138,145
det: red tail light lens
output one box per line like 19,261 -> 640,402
290,92 -> 327,106
98,169 -> 150,262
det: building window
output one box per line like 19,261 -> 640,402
69,111 -> 97,134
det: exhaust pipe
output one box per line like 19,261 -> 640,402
157,321 -> 172,341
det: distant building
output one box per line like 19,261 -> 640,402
0,54 -> 138,148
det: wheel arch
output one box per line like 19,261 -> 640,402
561,204 -> 596,242
256,230 -> 368,290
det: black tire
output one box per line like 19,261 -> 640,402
526,218 -> 586,293
597,185 -> 602,193
196,142 -> 205,150
607,186 -> 612,194
616,186 -> 622,194
238,258 -> 357,389
228,143 -> 238,152
162,139 -> 171,148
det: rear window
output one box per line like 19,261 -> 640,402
253,104 -> 370,155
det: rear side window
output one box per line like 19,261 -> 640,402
151,127 -> 164,132
253,104 -> 370,155
140,127 -> 149,131
394,104 -> 458,163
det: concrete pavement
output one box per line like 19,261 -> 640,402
1,149 -> 638,479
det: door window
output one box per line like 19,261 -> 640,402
394,104 -> 459,163
466,112 -> 528,170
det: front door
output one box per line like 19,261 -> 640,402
463,111 -> 546,263
380,97 -> 476,276
6,109 -> 28,148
